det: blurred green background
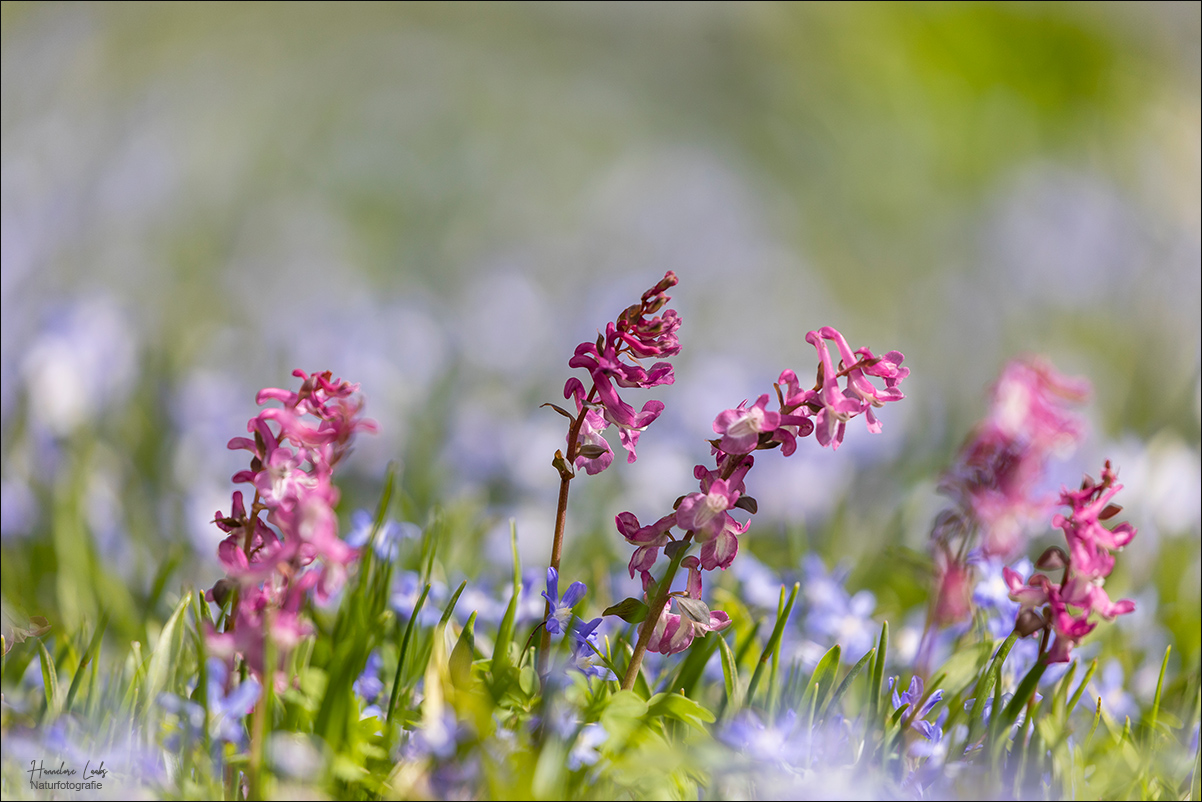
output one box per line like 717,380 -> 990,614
2,3 -> 1199,666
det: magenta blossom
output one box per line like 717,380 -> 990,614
643,559 -> 731,656
557,272 -> 680,472
1004,461 -> 1135,663
942,357 -> 1090,559
802,328 -> 907,450
713,395 -> 781,455
675,478 -> 741,541
207,370 -> 375,683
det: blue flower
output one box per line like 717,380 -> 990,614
568,618 -> 617,681
541,567 -> 587,636
158,659 -> 260,753
345,509 -> 419,562
567,723 -> 608,770
354,651 -> 385,707
890,675 -> 943,718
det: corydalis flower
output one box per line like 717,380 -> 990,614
941,357 -> 1090,559
207,370 -> 376,682
611,326 -> 904,665
559,272 -> 680,470
1004,461 -> 1136,662
804,327 -> 908,450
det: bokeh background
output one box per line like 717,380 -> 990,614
2,2 -> 1199,673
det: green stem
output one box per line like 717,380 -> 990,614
620,532 -> 694,690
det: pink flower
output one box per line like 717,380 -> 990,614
616,511 -> 676,581
558,273 -> 681,473
206,369 -> 374,683
698,516 -> 747,571
573,409 -> 614,475
1004,461 -> 1136,663
675,478 -> 740,541
800,328 -> 908,450
713,395 -> 780,455
642,585 -> 731,657
941,357 -> 1090,559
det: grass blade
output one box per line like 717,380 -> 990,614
822,647 -> 874,724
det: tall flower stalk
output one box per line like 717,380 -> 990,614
1004,460 -> 1136,662
539,272 -> 681,671
206,370 -> 376,685
616,327 -> 908,689
922,358 -> 1089,668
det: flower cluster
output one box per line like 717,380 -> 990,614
616,327 -> 907,655
206,369 -> 377,682
940,357 -> 1090,559
1004,461 -> 1136,662
559,272 -> 681,474
929,357 -> 1089,626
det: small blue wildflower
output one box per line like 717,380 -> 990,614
567,723 -> 608,770
390,571 -> 446,627
568,617 -> 617,681
354,651 -> 385,710
542,567 -> 587,636
722,709 -> 806,770
345,509 -> 419,562
801,555 -> 878,658
890,675 -> 943,719
158,659 -> 260,752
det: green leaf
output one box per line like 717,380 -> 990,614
603,597 -> 649,624
450,611 -> 477,689
646,691 -> 716,732
718,634 -> 742,715
37,638 -> 62,719
822,647 -> 874,724
387,582 -> 430,723
63,614 -> 107,714
747,583 -> 799,706
142,594 -> 190,712
1147,645 -> 1170,743
966,632 -> 1017,746
806,644 -> 842,719
491,520 -> 522,684
868,620 -> 888,730
438,581 -> 469,630
1066,658 -> 1097,715
996,658 -> 1048,743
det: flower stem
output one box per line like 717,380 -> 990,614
620,531 -> 693,690
538,393 -> 594,676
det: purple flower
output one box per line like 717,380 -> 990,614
542,567 -> 587,636
889,675 -> 943,719
568,617 -> 618,680
567,723 -> 608,770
